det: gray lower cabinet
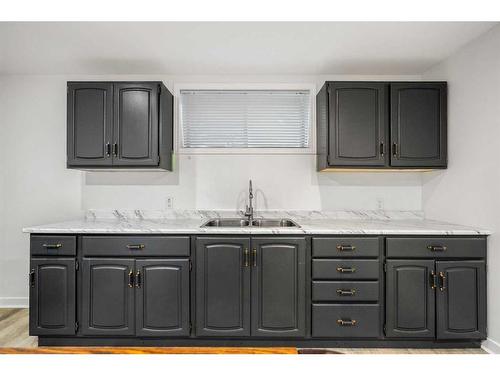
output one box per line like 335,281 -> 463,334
251,238 -> 306,337
436,261 -> 486,340
195,237 -> 251,336
29,258 -> 76,336
195,237 -> 306,337
385,260 -> 435,338
81,257 -> 190,337
81,258 -> 136,336
385,259 -> 486,340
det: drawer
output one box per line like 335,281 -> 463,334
81,236 -> 190,257
313,237 -> 379,258
312,259 -> 379,280
30,235 -> 76,256
312,304 -> 380,338
386,237 -> 486,258
312,281 -> 379,302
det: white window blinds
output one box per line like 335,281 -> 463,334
180,90 -> 311,148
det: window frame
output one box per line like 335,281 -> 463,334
174,83 -> 316,155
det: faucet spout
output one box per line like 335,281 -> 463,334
242,179 -> 255,223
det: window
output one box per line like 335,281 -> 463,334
179,89 -> 311,150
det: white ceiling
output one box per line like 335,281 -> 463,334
0,22 -> 496,75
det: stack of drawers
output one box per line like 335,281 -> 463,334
311,237 -> 381,338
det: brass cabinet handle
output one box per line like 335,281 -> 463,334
128,270 -> 134,288
380,142 -> 385,156
439,271 -> 446,291
392,143 -> 398,157
252,248 -> 257,267
336,267 -> 356,273
113,143 -> 118,157
42,243 -> 62,249
430,270 -> 437,289
126,244 -> 145,250
243,248 -> 249,267
427,245 -> 447,252
336,245 -> 356,252
135,270 -> 142,288
336,289 -> 356,296
337,319 -> 357,326
106,143 -> 111,157
29,269 -> 35,287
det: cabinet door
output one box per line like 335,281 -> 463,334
436,261 -> 486,340
328,82 -> 388,167
113,83 -> 159,166
195,237 -> 251,336
67,82 -> 113,167
29,258 -> 75,336
136,259 -> 190,337
385,260 -> 435,338
390,83 -> 447,167
251,238 -> 306,337
81,258 -> 135,336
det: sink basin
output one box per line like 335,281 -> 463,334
201,218 -> 300,228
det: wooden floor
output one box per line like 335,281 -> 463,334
0,309 -> 487,354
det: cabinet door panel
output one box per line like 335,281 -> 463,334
195,238 -> 251,336
385,260 -> 435,338
136,259 -> 190,337
328,83 -> 388,166
113,83 -> 159,166
67,83 -> 113,167
29,258 -> 75,336
81,258 -> 135,336
390,83 -> 447,167
251,238 -> 306,337
436,261 -> 486,340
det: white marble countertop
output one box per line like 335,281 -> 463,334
22,210 -> 490,236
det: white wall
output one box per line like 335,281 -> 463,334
422,25 -> 500,350
0,73 -> 423,305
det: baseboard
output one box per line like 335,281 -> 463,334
482,338 -> 500,354
0,297 -> 29,308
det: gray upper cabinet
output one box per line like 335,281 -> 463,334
391,83 -> 447,168
317,81 -> 447,170
385,260 -> 435,338
195,237 -> 251,337
135,259 -> 190,337
327,82 -> 388,167
29,258 -> 76,336
67,81 -> 173,170
81,258 -> 135,336
251,238 -> 306,337
67,83 -> 113,167
436,261 -> 486,340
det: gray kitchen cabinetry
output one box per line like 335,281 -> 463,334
385,238 -> 486,340
67,81 -> 173,170
316,81 -> 447,170
195,237 -> 306,337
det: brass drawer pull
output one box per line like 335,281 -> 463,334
42,243 -> 62,249
29,269 -> 35,287
337,319 -> 357,326
336,267 -> 356,273
439,271 -> 447,291
336,245 -> 356,252
427,245 -> 447,252
126,244 -> 145,250
336,289 -> 356,296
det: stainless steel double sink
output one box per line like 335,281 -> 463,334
202,218 -> 300,228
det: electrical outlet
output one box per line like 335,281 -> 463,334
376,198 -> 384,210
166,197 -> 174,209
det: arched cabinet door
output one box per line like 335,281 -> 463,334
385,259 -> 435,338
251,237 -> 306,337
436,261 -> 486,340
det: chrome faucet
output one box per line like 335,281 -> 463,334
241,179 -> 254,223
